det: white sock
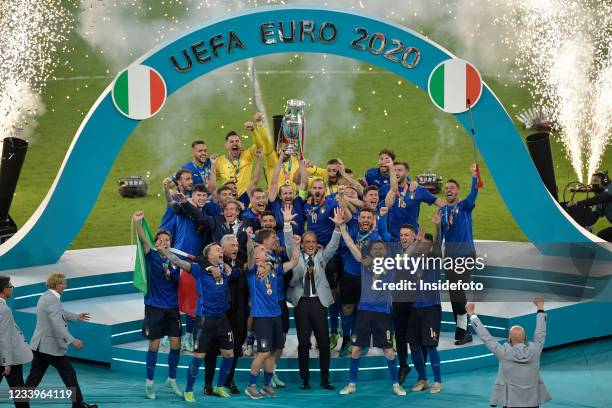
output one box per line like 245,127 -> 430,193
457,313 -> 468,330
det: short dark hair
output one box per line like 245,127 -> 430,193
217,185 -> 233,195
154,229 -> 172,242
378,149 -> 396,161
252,187 -> 266,196
193,184 -> 207,194
0,275 -> 10,290
447,179 -> 460,188
345,168 -> 353,175
394,161 -> 409,171
225,131 -> 239,141
327,158 -> 340,166
255,228 -> 276,243
423,233 -> 434,242
360,208 -> 375,216
400,224 -> 416,233
191,140 -> 205,148
261,211 -> 276,219
175,169 -> 191,181
365,185 -> 379,194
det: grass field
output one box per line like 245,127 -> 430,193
8,12 -> 611,250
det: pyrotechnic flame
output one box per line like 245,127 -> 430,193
505,0 -> 612,182
0,0 -> 72,157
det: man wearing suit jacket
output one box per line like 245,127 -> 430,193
25,273 -> 97,408
0,276 -> 33,408
467,297 -> 551,408
283,205 -> 344,391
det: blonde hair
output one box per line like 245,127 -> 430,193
46,273 -> 67,289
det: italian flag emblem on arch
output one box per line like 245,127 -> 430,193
428,59 -> 483,114
112,65 -> 167,120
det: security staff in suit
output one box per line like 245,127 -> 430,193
467,297 -> 551,408
24,273 -> 97,408
0,276 -> 33,408
283,205 -> 344,391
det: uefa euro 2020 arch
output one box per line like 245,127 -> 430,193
0,6 -> 607,270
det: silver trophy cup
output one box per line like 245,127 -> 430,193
280,99 -> 306,157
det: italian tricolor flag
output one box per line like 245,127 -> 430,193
428,59 -> 482,114
112,65 -> 167,120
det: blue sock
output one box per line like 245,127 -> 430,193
185,356 -> 203,392
329,302 -> 339,333
349,357 -> 360,383
427,346 -> 441,383
185,315 -> 195,333
411,349 -> 427,381
341,312 -> 354,338
249,372 -> 258,386
386,357 -> 399,384
263,371 -> 273,386
146,349 -> 158,381
217,356 -> 233,387
168,348 -> 180,379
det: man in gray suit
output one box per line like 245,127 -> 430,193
467,297 -> 552,408
1,276 -> 33,408
24,273 -> 97,408
283,205 -> 344,391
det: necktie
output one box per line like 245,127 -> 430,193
305,256 -> 316,296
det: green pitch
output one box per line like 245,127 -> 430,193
9,31 -> 610,250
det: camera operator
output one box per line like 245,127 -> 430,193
568,171 -> 611,241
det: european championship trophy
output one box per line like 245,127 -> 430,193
277,99 -> 306,160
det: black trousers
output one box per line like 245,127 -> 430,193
295,297 -> 330,383
204,300 -> 249,387
0,364 -> 29,408
392,302 -> 412,368
25,350 -> 83,406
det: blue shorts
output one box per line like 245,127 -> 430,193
142,305 -> 182,340
351,310 -> 393,349
253,317 -> 285,353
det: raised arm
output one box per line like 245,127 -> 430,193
162,178 -> 181,212
246,226 -> 256,269
298,158 -> 308,192
531,297 -> 547,348
283,235 -> 302,272
467,303 -> 504,359
377,207 -> 392,242
269,150 -> 285,202
337,159 -> 363,196
465,164 -> 480,208
133,211 -> 150,254
385,165 -> 398,208
158,247 -> 192,272
340,224 -> 362,262
322,208 -> 344,262
207,155 -> 218,192
247,149 -> 264,199
282,205 -> 298,257
431,211 -> 443,257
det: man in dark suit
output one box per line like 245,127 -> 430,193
24,273 -> 97,408
0,276 -> 32,408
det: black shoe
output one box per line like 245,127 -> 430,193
320,380 -> 335,390
224,381 -> 240,395
204,384 -> 214,396
455,331 -> 473,345
454,327 -> 464,341
300,381 -> 311,390
398,365 -> 411,385
73,403 -> 98,408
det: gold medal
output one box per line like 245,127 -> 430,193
267,288 -> 273,295
312,212 -> 318,223
284,179 -> 290,185
229,176 -> 237,184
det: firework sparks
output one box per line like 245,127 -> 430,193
504,0 -> 612,182
0,0 -> 72,156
